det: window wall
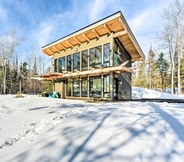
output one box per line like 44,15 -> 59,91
59,57 -> 65,73
66,79 -> 72,96
73,78 -> 80,97
89,77 -> 101,97
113,41 -> 119,66
81,78 -> 88,97
103,75 -> 110,98
82,50 -> 88,71
65,75 -> 111,99
54,59 -> 58,72
73,52 -> 80,71
104,43 -> 110,67
67,55 -> 72,71
90,46 -> 102,68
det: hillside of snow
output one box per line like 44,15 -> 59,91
132,87 -> 184,99
0,88 -> 184,162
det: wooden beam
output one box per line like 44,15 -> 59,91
74,37 -> 81,45
66,40 -> 73,48
58,43 -> 66,50
53,46 -> 60,52
119,17 -> 126,29
113,30 -> 127,37
46,48 -> 54,53
104,23 -> 111,34
83,33 -> 90,42
42,50 -> 49,55
92,29 -> 100,38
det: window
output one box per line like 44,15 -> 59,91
113,41 -> 119,66
81,78 -> 88,97
104,43 -> 110,67
103,75 -> 110,98
89,77 -> 101,98
90,46 -> 102,68
66,79 -> 72,96
113,53 -> 119,66
59,57 -> 65,73
67,55 -> 72,71
54,59 -> 58,72
73,52 -> 80,71
73,78 -> 80,97
82,50 -> 88,71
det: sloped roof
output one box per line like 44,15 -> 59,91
41,11 -> 145,62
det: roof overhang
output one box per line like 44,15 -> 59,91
41,11 -> 145,62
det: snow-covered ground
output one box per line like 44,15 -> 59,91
0,88 -> 184,162
132,87 -> 184,99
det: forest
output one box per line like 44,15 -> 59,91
0,31 -> 52,95
133,0 -> 184,95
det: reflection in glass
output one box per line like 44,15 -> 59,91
73,52 -> 80,71
113,41 -> 119,66
113,53 -> 119,66
103,75 -> 110,98
82,50 -> 88,71
104,43 -> 110,67
73,79 -> 80,97
89,77 -> 101,97
81,78 -> 87,97
90,46 -> 102,68
59,57 -> 65,73
67,55 -> 72,71
54,59 -> 58,72
66,79 -> 72,96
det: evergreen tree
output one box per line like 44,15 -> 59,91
147,47 -> 157,89
156,52 -> 169,91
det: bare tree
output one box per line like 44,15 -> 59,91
158,0 -> 184,94
0,30 -> 22,94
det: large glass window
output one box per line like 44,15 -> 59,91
66,79 -> 72,96
90,46 -> 102,68
59,57 -> 65,73
67,55 -> 72,71
113,41 -> 119,66
82,50 -> 88,71
73,78 -> 80,97
81,78 -> 88,97
104,43 -> 110,67
73,52 -> 80,71
54,59 -> 58,72
103,75 -> 110,98
113,53 -> 119,66
89,77 -> 101,98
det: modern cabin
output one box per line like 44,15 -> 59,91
40,11 -> 145,101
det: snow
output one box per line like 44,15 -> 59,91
0,89 -> 184,162
132,87 -> 184,99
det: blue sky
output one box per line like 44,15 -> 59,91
0,0 -> 174,62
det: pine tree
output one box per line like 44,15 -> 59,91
147,47 -> 157,89
156,52 -> 169,91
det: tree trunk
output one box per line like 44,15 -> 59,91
3,64 -> 6,94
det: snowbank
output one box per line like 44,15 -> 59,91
132,87 -> 184,99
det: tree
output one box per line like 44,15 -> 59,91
156,52 -> 169,91
147,47 -> 157,89
0,30 -> 22,94
157,0 -> 184,94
